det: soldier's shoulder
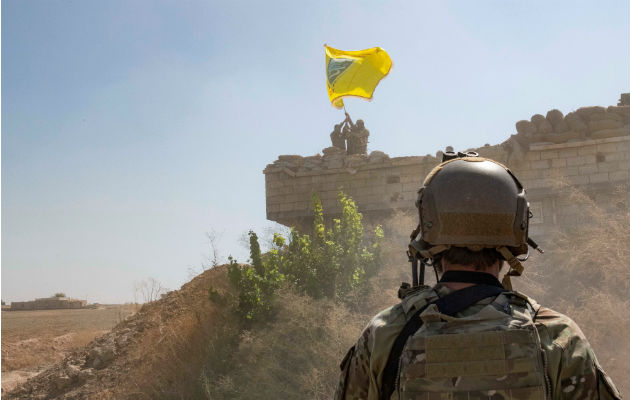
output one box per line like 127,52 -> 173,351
532,305 -> 589,349
365,286 -> 436,334
367,302 -> 405,329
505,291 -> 588,349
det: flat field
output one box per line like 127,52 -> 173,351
1,305 -> 136,393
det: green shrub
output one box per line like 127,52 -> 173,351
227,232 -> 285,321
282,191 -> 383,299
227,191 -> 384,321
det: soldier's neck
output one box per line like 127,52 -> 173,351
440,262 -> 500,291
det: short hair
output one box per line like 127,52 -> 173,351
434,247 -> 504,272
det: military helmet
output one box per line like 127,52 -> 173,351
409,153 -> 538,288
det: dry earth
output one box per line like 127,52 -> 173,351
3,267 -> 231,399
2,305 -> 137,394
2,197 -> 628,399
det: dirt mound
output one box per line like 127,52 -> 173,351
2,331 -> 106,372
4,267 -> 233,399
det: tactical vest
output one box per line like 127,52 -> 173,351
394,291 -> 548,400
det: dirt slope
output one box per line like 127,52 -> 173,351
4,266 -> 233,400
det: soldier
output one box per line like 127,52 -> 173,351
344,113 -> 370,155
343,122 -> 354,154
334,153 -> 621,400
349,119 -> 369,155
331,123 -> 347,151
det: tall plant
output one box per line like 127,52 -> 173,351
227,231 -> 284,321
283,191 -> 383,299
227,191 -> 384,321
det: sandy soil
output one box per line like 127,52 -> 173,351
1,305 -> 136,394
3,267 -> 229,399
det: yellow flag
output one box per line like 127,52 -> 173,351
325,45 -> 392,109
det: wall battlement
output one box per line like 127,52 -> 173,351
264,98 -> 630,236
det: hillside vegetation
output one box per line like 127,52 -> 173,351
6,186 -> 629,399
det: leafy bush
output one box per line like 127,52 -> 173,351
283,192 -> 383,299
227,191 -> 384,321
227,232 -> 285,321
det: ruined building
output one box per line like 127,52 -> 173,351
264,95 -> 630,240
10,296 -> 87,310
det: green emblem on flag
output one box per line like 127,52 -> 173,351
327,58 -> 355,85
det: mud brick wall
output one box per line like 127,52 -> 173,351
10,298 -> 88,310
264,99 -> 630,239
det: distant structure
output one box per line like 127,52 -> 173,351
10,296 -> 87,311
264,94 -> 630,240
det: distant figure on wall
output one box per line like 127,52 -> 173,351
343,112 -> 369,155
330,123 -> 346,151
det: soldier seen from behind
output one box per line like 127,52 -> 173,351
341,112 -> 370,155
334,152 -> 621,400
331,123 -> 347,151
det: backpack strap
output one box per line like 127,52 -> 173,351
379,284 -> 507,400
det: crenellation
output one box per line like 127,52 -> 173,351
265,95 -> 630,234
591,127 -> 629,140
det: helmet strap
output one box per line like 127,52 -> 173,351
497,246 -> 524,291
418,244 -> 451,259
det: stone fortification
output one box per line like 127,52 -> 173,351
264,96 -> 630,238
10,297 -> 88,311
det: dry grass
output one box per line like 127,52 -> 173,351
523,182 -> 630,398
199,182 -> 629,399
196,211 -> 424,399
5,183 -> 627,399
113,267 -> 236,399
199,287 -> 368,399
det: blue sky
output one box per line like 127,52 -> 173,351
2,0 -> 628,303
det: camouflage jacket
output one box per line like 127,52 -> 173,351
334,284 -> 621,400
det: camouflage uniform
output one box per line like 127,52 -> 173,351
334,284 -> 621,400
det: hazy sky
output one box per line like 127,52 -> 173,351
2,1 -> 628,303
